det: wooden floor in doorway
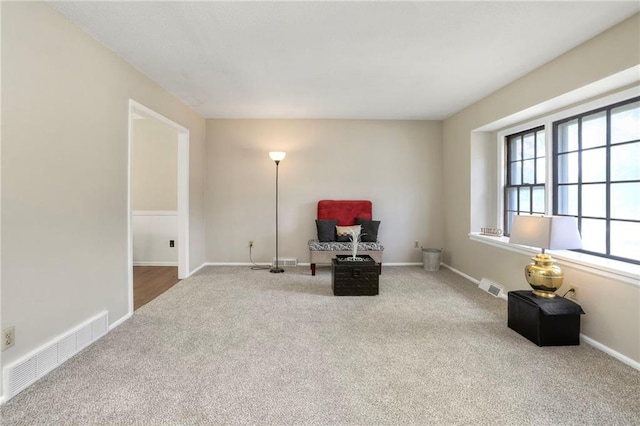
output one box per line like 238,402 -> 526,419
133,266 -> 179,310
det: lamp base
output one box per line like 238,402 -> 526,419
531,289 -> 558,299
270,268 -> 284,273
525,253 -> 563,298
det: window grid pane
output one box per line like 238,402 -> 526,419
581,184 -> 606,218
610,221 -> 640,261
611,101 -> 640,144
504,126 -> 545,236
581,148 -> 607,183
532,187 -> 545,213
523,134 -> 535,159
582,111 -> 607,149
522,159 -> 535,184
557,185 -> 578,216
611,142 -> 640,181
610,183 -> 640,220
557,119 -> 579,153
510,162 -> 522,185
554,96 -> 640,265
557,152 -> 579,184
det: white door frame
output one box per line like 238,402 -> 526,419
127,100 -> 190,314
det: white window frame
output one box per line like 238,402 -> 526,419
501,125 -> 551,236
475,85 -> 640,286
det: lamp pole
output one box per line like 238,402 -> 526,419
269,152 -> 286,273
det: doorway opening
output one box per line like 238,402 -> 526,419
133,266 -> 179,310
128,100 -> 189,313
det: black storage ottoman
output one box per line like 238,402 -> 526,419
331,255 -> 379,296
508,290 -> 585,346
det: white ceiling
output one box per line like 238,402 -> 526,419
49,1 -> 640,120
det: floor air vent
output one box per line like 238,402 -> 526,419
3,311 -> 108,401
272,257 -> 298,268
479,278 -> 504,297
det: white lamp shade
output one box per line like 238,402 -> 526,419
509,215 -> 583,250
269,151 -> 286,162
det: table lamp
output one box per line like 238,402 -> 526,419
509,215 -> 583,298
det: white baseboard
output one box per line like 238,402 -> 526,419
133,261 -> 178,267
441,263 -> 481,284
203,262 -> 426,267
3,311 -> 109,402
132,211 -> 177,216
109,312 -> 132,331
204,262 -> 269,266
443,262 -> 639,371
186,262 -> 208,277
301,262 -> 424,267
581,335 -> 640,371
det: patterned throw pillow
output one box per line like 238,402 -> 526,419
336,225 -> 362,242
316,219 -> 338,242
355,218 -> 381,242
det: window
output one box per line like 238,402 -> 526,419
554,97 -> 640,264
500,94 -> 640,266
503,126 -> 546,236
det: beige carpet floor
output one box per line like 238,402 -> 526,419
1,265 -> 638,425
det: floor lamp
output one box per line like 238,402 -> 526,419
269,151 -> 286,273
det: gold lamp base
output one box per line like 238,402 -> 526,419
524,253 -> 563,298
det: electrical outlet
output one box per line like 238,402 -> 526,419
414,241 -> 420,249
2,326 -> 15,351
169,240 -> 175,248
249,241 -> 254,248
568,285 -> 579,300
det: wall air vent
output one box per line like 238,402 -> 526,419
3,311 -> 108,402
272,257 -> 298,268
479,278 -> 504,298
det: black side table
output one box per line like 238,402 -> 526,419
331,255 -> 379,296
508,290 -> 585,346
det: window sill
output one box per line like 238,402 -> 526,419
468,232 -> 640,287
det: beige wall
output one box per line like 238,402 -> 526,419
0,1 -> 206,394
442,14 -> 640,362
206,119 -> 443,265
132,118 -> 178,211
